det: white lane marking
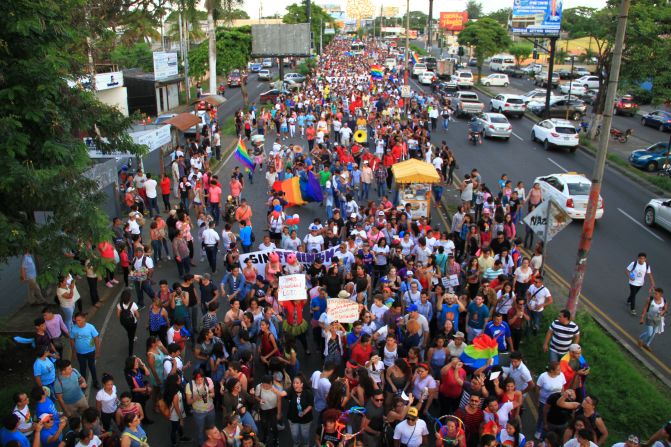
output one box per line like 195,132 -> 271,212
512,132 -> 524,141
547,157 -> 569,173
617,208 -> 664,241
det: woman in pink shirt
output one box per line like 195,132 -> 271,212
176,214 -> 195,265
229,175 -> 242,204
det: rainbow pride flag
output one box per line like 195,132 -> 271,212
234,138 -> 255,172
272,171 -> 323,207
459,334 -> 499,369
370,64 -> 383,79
410,52 -> 420,65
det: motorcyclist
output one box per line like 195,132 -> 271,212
468,116 -> 484,142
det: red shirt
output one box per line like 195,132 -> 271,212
350,342 -> 372,365
160,177 -> 171,195
98,242 -> 115,260
439,367 -> 467,398
306,127 -> 316,141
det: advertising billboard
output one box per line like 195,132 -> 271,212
251,24 -> 311,57
511,0 -> 563,36
152,52 -> 179,81
382,6 -> 399,17
439,12 -> 468,31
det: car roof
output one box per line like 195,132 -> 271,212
537,172 -> 591,183
498,94 -> 524,99
483,113 -> 507,119
546,119 -> 576,126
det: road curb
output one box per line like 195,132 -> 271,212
470,84 -> 668,195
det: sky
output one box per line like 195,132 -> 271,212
244,0 -> 607,19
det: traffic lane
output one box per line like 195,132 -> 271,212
430,110 -> 671,367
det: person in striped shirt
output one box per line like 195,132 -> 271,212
543,309 -> 581,362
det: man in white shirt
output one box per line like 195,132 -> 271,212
212,130 -> 221,160
504,351 -> 534,397
144,173 -> 159,217
626,252 -> 655,315
202,221 -> 221,273
393,407 -> 428,447
526,276 -> 553,335
339,124 -> 353,146
258,235 -> 277,251
130,246 -> 154,309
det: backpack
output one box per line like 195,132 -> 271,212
155,398 -> 171,419
119,302 -> 135,328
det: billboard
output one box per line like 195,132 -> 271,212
511,0 -> 563,36
251,24 -> 311,57
382,6 -> 399,17
153,52 -> 178,81
439,12 -> 468,31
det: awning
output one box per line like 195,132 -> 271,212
392,158 -> 441,184
165,113 -> 200,132
193,94 -> 227,107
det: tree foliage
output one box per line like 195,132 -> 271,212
458,18 -> 511,80
188,26 -> 252,78
401,11 -> 429,30
0,0 -> 145,284
508,43 -> 533,66
561,7 -> 599,38
283,1 -> 339,48
466,0 -> 483,19
110,42 -> 154,71
485,8 -> 512,26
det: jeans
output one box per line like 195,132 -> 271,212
87,277 -> 99,306
205,245 -> 218,272
242,244 -> 252,253
122,322 -> 137,357
147,197 -> 159,217
133,280 -> 154,308
210,202 -> 220,225
170,420 -> 184,446
627,284 -> 642,310
535,402 -> 545,438
176,257 -> 190,278
215,145 -> 221,160
528,310 -> 543,335
289,421 -> 311,446
76,351 -> 98,386
162,194 -> 171,211
192,409 -> 215,446
187,307 -> 198,346
151,240 -> 162,262
180,196 -> 189,211
443,118 -> 450,130
376,180 -> 386,198
361,182 -> 370,200
639,324 -> 657,346
62,306 -> 75,334
259,408 -> 278,447
548,350 -> 562,363
467,326 -> 483,343
325,205 -> 333,220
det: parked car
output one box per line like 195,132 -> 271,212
521,89 -> 556,104
534,72 -> 560,87
259,88 -> 290,104
614,95 -> 639,116
644,198 -> 671,232
628,142 -> 670,171
258,69 -> 272,81
503,66 -> 526,78
640,110 -> 671,132
468,58 -> 477,67
490,94 -> 526,118
573,75 -> 600,90
481,73 -> 510,87
474,113 -> 513,140
418,71 -> 436,85
283,72 -> 306,84
412,63 -> 428,78
227,69 -> 248,87
531,118 -> 580,152
558,69 -> 579,80
558,83 -> 589,96
531,98 -> 587,121
574,67 -> 591,77
534,173 -> 604,219
522,63 -> 543,74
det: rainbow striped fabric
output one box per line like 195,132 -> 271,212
272,171 -> 323,207
459,334 -> 499,369
370,64 -> 383,79
410,52 -> 420,65
234,138 -> 255,172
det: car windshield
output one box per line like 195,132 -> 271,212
507,98 -> 524,104
567,182 -> 591,196
490,116 -> 508,124
555,126 -> 577,134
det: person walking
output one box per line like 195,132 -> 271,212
53,359 -> 88,417
129,246 -> 154,309
626,253 -> 655,315
69,312 -> 101,389
638,287 -> 667,352
185,369 -> 215,447
201,221 -> 220,274
117,288 -> 141,357
21,251 -> 48,305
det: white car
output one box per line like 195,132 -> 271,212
490,94 -> 527,118
531,119 -> 580,152
644,198 -> 671,232
412,63 -> 427,77
558,83 -> 589,96
481,73 -> 510,87
283,72 -> 306,84
522,63 -> 543,74
455,70 -> 474,88
418,71 -> 436,85
521,89 -> 556,104
475,113 -> 513,140
573,75 -> 600,90
262,58 -> 273,68
534,173 -> 604,220
258,69 -> 272,81
574,67 -> 591,77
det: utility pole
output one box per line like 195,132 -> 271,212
565,55 -> 576,121
183,12 -> 191,102
427,0 -> 434,50
543,37 -> 557,118
566,0 -> 631,316
403,0 -> 410,116
306,0 -> 312,50
320,17 -> 323,54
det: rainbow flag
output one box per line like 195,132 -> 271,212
410,52 -> 420,65
272,171 -> 323,207
234,138 -> 254,172
370,64 -> 383,79
459,334 -> 499,369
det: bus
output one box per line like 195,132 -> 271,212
489,54 -> 516,72
351,42 -> 365,55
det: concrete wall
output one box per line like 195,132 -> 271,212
97,87 -> 129,117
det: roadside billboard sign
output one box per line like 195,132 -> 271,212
511,0 -> 563,36
153,52 -> 179,81
439,12 -> 468,31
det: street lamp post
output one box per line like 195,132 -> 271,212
427,0 -> 434,50
565,55 -> 576,121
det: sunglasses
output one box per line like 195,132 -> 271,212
374,398 -> 384,402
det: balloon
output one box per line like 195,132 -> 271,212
287,253 -> 297,264
286,218 -> 295,226
271,211 -> 280,219
293,214 -> 300,224
274,205 -> 282,212
269,252 -> 280,262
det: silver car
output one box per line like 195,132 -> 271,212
644,198 -> 671,232
476,113 -> 513,140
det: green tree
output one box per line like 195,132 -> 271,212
0,0 -> 145,284
458,18 -> 511,80
283,1 -> 339,48
225,8 -> 250,20
508,43 -> 533,66
485,7 -> 512,26
561,7 -> 599,38
401,11 -> 428,30
110,42 -> 154,71
189,26 -> 252,78
466,0 -> 483,19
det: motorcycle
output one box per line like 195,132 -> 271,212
468,130 -> 482,145
659,162 -> 671,177
595,125 -> 633,143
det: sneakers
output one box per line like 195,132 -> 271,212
111,279 -> 119,284
630,309 -> 637,316
167,256 -> 172,260
105,281 -> 114,288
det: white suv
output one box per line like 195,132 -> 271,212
534,173 -> 604,219
455,71 -> 474,88
490,94 -> 527,118
412,63 -> 427,78
531,119 -> 580,152
573,75 -> 600,90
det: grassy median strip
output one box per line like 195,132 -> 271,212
520,307 -> 671,442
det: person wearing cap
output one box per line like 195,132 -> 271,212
393,406 -> 429,447
304,224 -> 325,253
609,435 -> 641,447
38,411 -> 68,447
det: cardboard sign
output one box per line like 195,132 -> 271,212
326,298 -> 360,323
278,274 -> 307,301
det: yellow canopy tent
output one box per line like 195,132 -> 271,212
392,158 -> 441,184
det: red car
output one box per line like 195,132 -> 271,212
259,89 -> 290,104
614,95 -> 639,117
227,70 -> 248,87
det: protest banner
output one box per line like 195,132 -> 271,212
239,248 -> 343,278
278,274 -> 307,301
326,298 -> 359,323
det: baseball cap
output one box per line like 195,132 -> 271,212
309,224 -> 319,231
350,212 -> 357,218
406,270 -> 414,276
407,407 -> 419,418
407,304 -> 418,312
454,331 -> 465,339
627,436 -> 640,445
569,343 -> 582,352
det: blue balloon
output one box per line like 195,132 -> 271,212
274,205 -> 282,212
399,231 -> 405,237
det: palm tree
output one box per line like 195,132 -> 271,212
206,0 -> 244,94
